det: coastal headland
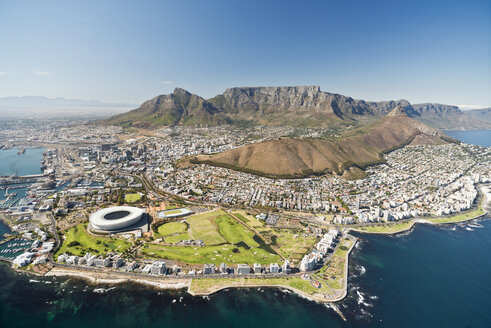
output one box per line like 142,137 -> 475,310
33,185 -> 489,305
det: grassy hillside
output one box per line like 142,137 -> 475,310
193,110 -> 453,179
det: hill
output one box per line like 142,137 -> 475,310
102,88 -> 230,128
463,107 -> 491,124
411,103 -> 491,130
191,108 -> 455,179
101,86 -> 491,130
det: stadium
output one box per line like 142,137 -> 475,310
89,206 -> 147,232
158,207 -> 193,219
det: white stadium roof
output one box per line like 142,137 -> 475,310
89,206 -> 145,231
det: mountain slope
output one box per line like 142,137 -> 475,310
411,103 -> 491,130
102,88 -> 230,128
102,86 -> 491,130
463,107 -> 491,124
192,107 -> 454,179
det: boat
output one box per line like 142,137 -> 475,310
17,148 -> 25,155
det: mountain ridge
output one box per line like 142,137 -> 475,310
101,86 -> 491,130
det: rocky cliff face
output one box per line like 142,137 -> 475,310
216,85 -> 411,118
102,86 -> 491,129
412,103 -> 461,116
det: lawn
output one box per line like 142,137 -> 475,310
124,193 -> 142,203
352,220 -> 415,234
164,232 -> 191,244
141,242 -> 280,265
427,207 -> 485,224
214,214 -> 259,247
56,223 -> 132,258
231,210 -> 266,229
272,229 -> 317,263
187,210 -> 226,245
142,209 -> 282,265
158,222 -> 187,236
189,276 -> 331,296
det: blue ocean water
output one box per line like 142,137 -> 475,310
445,130 -> 491,147
0,147 -> 45,176
0,147 -> 44,203
0,220 -> 11,238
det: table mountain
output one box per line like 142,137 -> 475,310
102,86 -> 491,130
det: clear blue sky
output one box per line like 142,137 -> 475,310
0,0 -> 489,108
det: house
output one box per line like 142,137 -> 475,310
203,263 -> 215,275
150,261 -> 166,275
237,264 -> 250,275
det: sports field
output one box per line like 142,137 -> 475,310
141,209 -> 281,265
124,193 -> 142,203
158,222 -> 187,236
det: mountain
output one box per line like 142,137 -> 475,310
191,107 -> 455,179
463,107 -> 491,124
102,88 -> 231,128
410,103 -> 491,130
0,96 -> 134,118
102,86 -> 491,130
208,86 -> 413,127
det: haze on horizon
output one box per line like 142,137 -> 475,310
0,0 -> 490,109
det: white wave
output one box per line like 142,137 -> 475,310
360,307 -> 373,318
356,290 -> 365,305
356,290 -> 373,307
93,287 -> 115,294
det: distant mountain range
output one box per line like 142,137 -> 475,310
463,107 -> 491,124
0,96 -> 135,118
102,86 -> 491,130
191,107 -> 456,179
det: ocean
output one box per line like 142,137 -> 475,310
0,132 -> 490,327
0,147 -> 45,203
445,130 -> 491,147
0,147 -> 45,177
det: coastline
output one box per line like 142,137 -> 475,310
45,266 -> 191,290
2,186 -> 488,307
350,184 -> 490,235
26,235 -> 358,306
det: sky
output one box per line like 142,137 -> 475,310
0,0 -> 490,108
